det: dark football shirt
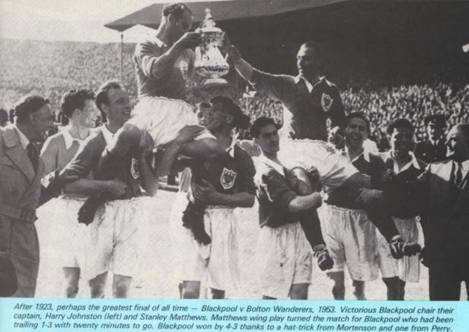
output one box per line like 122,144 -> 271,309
251,71 -> 346,141
133,37 -> 190,100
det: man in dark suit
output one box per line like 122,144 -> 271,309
418,123 -> 469,300
414,114 -> 447,163
0,95 -> 54,297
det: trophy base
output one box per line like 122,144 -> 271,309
201,78 -> 229,89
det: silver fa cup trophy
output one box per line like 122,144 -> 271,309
194,9 -> 230,87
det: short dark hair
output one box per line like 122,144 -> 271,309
162,3 -> 191,19
14,95 -> 49,123
61,89 -> 95,119
211,96 -> 250,130
346,112 -> 370,133
387,118 -> 414,135
251,117 -> 279,138
95,80 -> 122,120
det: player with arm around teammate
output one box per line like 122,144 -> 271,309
228,43 -> 408,260
252,117 -> 332,299
175,97 -> 256,299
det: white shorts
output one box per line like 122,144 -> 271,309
170,196 -> 240,294
169,192 -> 208,283
36,196 -> 93,271
128,96 -> 198,146
279,139 -> 358,193
377,217 -> 421,282
319,204 -> 379,281
87,196 -> 153,280
255,222 -> 312,299
38,195 -> 152,280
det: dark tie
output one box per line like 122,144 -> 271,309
454,163 -> 463,189
26,143 -> 39,172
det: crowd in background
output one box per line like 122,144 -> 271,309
1,39 -> 469,146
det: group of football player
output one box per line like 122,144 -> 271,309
3,3 -> 467,301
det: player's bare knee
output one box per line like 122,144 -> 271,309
290,284 -> 308,300
90,286 -> 105,298
113,284 -> 129,298
327,271 -> 344,284
65,284 -> 79,298
211,288 -> 225,299
182,286 -> 200,299
113,276 -> 131,298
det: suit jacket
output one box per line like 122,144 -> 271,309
418,159 -> 469,261
0,125 -> 44,297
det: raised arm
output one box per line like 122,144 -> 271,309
134,32 -> 200,81
227,45 -> 296,103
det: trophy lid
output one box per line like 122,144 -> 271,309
200,8 -> 222,32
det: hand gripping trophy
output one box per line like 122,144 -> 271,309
194,9 -> 230,87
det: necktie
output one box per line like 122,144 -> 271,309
26,143 -> 39,172
454,163 -> 463,189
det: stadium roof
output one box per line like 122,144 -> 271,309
104,0 -> 347,32
105,1 -> 469,44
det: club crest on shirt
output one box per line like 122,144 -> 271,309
321,93 -> 333,112
220,167 -> 237,190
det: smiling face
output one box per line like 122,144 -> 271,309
389,127 -> 414,157
196,103 -> 211,127
103,88 -> 131,128
255,123 -> 280,156
345,117 -> 368,151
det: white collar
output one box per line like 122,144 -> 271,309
62,127 -> 87,149
101,125 -> 116,146
295,76 -> 323,93
13,124 -> 30,149
344,146 -> 370,163
225,133 -> 239,158
385,151 -> 421,174
259,154 -> 286,176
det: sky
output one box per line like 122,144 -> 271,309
0,0 -> 217,43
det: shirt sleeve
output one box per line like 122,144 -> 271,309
133,41 -> 170,81
40,136 -> 59,177
60,135 -> 102,179
261,170 -> 297,211
236,149 -> 256,195
250,69 -> 296,103
327,85 -> 346,129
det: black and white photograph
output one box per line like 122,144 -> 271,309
0,0 -> 468,302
